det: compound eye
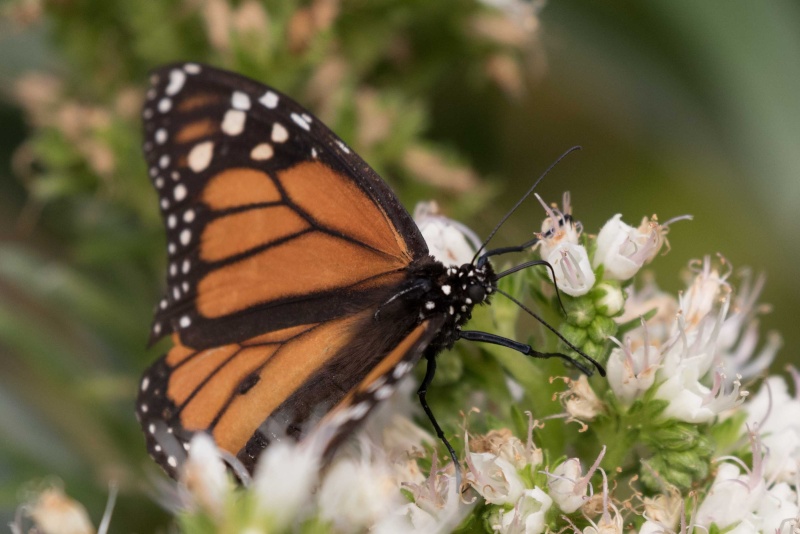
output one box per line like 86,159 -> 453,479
467,283 -> 486,303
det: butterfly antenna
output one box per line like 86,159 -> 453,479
495,259 -> 569,317
495,287 -> 606,376
471,146 -> 582,264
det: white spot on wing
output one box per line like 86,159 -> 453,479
159,155 -> 170,168
183,209 -> 196,223
260,91 -> 279,109
188,141 -> 214,172
184,63 -> 201,74
222,109 -> 246,136
335,140 -> 351,154
271,122 -> 289,143
141,377 -> 150,391
158,98 -> 172,113
291,113 -> 311,131
250,143 -> 274,160
165,69 -> 186,96
393,361 -> 413,379
174,184 -> 188,201
180,229 -> 191,245
167,456 -> 177,468
179,316 -> 191,328
155,128 -> 167,144
231,91 -> 251,110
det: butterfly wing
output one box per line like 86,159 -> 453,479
138,62 -> 441,476
137,309 -> 444,477
141,63 -> 428,349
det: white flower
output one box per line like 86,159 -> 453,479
757,482 -> 799,534
607,330 -> 662,405
544,242 -> 596,297
656,363 -> 745,424
654,291 -> 747,423
546,447 -> 605,513
414,201 -> 481,266
465,450 -> 526,505
533,192 -> 581,260
616,274 -> 679,348
488,487 -> 553,534
641,487 -> 682,529
318,449 -> 403,531
26,486 -> 95,534
180,433 -> 231,518
582,468 -> 623,534
741,375 -> 800,482
679,256 -> 731,329
400,461 -> 470,534
593,214 -> 677,281
715,269 -> 782,380
696,433 -> 767,529
252,440 -> 320,528
469,428 -> 541,471
560,375 -> 604,422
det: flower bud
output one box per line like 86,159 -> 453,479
592,281 -> 625,316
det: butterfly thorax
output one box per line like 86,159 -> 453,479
407,257 -> 496,351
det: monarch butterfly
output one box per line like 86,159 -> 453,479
136,63 -> 604,479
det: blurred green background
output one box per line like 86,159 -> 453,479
0,0 -> 798,530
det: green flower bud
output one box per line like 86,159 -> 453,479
565,296 -> 596,327
591,281 -> 625,317
588,316 -> 617,343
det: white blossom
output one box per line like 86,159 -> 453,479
593,214 -> 679,281
414,200 -> 481,266
533,192 -> 581,260
607,328 -> 662,405
546,447 -> 605,513
488,487 -> 552,534
715,269 -> 782,380
26,486 -> 96,534
252,439 -> 320,529
560,375 -> 604,422
465,450 -> 526,505
544,242 -> 595,297
696,433 -> 767,529
180,433 -> 232,518
741,375 -> 800,482
318,448 -> 404,531
583,470 -> 623,534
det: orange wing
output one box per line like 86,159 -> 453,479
137,310 -> 444,477
141,64 -> 428,350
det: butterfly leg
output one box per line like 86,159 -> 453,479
457,330 -> 594,376
417,351 -> 463,491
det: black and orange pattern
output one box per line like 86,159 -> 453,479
136,63 -> 497,478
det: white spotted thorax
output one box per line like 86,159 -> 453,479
413,201 -> 481,267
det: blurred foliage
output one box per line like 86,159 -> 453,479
0,0 -> 798,531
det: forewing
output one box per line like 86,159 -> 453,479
141,63 -> 428,349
